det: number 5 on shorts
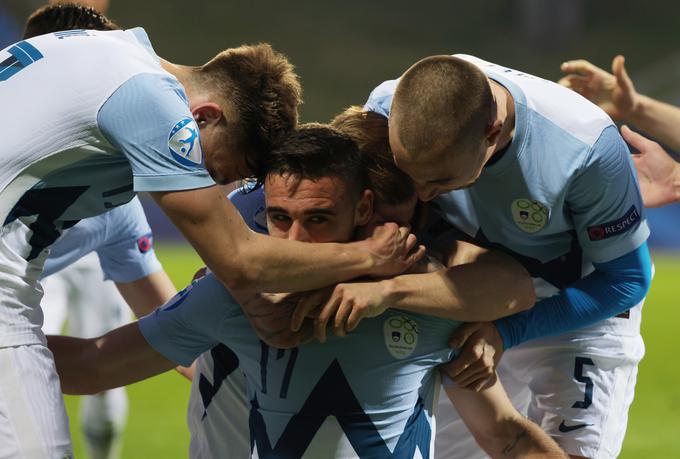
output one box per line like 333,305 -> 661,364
572,356 -> 594,409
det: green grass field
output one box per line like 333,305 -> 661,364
64,245 -> 680,458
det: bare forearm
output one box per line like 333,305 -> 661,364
152,189 -> 374,292
116,270 -> 178,317
444,381 -> 566,459
48,324 -> 175,395
628,95 -> 680,152
380,262 -> 535,321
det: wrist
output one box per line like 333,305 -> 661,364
671,163 -> 680,204
626,93 -> 650,125
378,277 -> 400,310
347,240 -> 377,277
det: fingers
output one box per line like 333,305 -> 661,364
333,300 -> 352,337
560,59 -> 596,77
403,244 -> 426,267
291,295 -> 318,332
401,230 -> 417,255
620,125 -> 656,152
448,322 -> 481,350
612,55 -> 634,94
314,295 -> 341,343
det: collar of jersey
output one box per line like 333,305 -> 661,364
477,70 -> 528,178
127,27 -> 161,63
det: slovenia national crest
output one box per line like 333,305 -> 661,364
383,315 -> 419,359
511,198 -> 549,233
168,117 -> 203,167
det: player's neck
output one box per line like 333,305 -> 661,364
490,80 -> 516,154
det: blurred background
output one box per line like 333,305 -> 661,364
2,0 -> 680,457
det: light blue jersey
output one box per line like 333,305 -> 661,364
365,54 -> 649,299
0,28 -> 214,346
42,197 -> 161,282
142,187 -> 459,458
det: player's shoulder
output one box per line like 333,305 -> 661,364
228,185 -> 267,233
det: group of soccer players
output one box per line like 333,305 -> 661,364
0,2 -> 658,459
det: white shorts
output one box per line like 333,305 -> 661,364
0,344 -> 73,459
435,302 -> 645,459
188,346 -> 250,459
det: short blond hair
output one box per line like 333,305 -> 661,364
392,55 -> 494,158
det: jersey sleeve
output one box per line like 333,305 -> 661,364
97,72 -> 215,192
95,197 -> 163,283
363,79 -> 398,117
138,273 -> 241,367
567,125 -> 650,263
228,185 -> 268,234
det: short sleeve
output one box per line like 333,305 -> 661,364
97,72 -> 215,192
364,79 -> 399,118
138,273 -> 241,366
567,126 -> 650,263
95,198 -> 163,282
227,185 -> 268,234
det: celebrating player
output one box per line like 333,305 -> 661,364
49,126 -> 566,459
364,54 -> 652,459
0,14 -> 421,459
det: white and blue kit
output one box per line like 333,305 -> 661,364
365,54 -> 653,459
143,186 -> 460,459
0,28 -> 213,458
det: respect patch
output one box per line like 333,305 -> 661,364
587,206 -> 641,241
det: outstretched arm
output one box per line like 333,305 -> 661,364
444,374 -> 567,458
48,322 -> 175,395
152,187 -> 423,293
560,55 -> 680,152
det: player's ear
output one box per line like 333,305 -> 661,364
355,189 -> 374,226
192,103 -> 224,128
484,119 -> 503,147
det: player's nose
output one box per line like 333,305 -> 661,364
287,221 -> 311,243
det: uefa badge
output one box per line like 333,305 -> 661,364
511,199 -> 549,233
383,315 -> 419,359
168,117 -> 203,167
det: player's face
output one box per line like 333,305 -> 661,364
365,192 -> 418,231
389,124 -> 486,202
264,174 -> 372,243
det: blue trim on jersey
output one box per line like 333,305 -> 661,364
495,242 -> 652,349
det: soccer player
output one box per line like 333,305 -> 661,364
363,55 -> 653,459
0,13 -> 418,459
560,55 -> 680,208
187,112 -> 537,458
40,197 -> 177,459
49,126 -> 566,459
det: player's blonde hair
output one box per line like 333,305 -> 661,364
331,106 -> 415,207
197,44 -> 302,182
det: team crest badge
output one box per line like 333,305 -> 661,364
383,315 -> 419,359
511,199 -> 549,233
168,117 -> 203,167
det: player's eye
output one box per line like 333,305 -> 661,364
308,215 -> 329,224
269,213 -> 291,223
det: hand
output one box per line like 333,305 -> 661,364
621,125 -> 680,207
292,281 -> 390,343
354,222 -> 426,277
559,55 -> 639,122
441,322 -> 504,391
240,292 -> 314,348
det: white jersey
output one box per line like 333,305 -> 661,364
0,28 -> 213,348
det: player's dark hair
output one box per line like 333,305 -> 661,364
392,55 -> 494,158
198,44 -> 302,184
331,106 -> 415,207
265,124 -> 369,199
23,3 -> 119,39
